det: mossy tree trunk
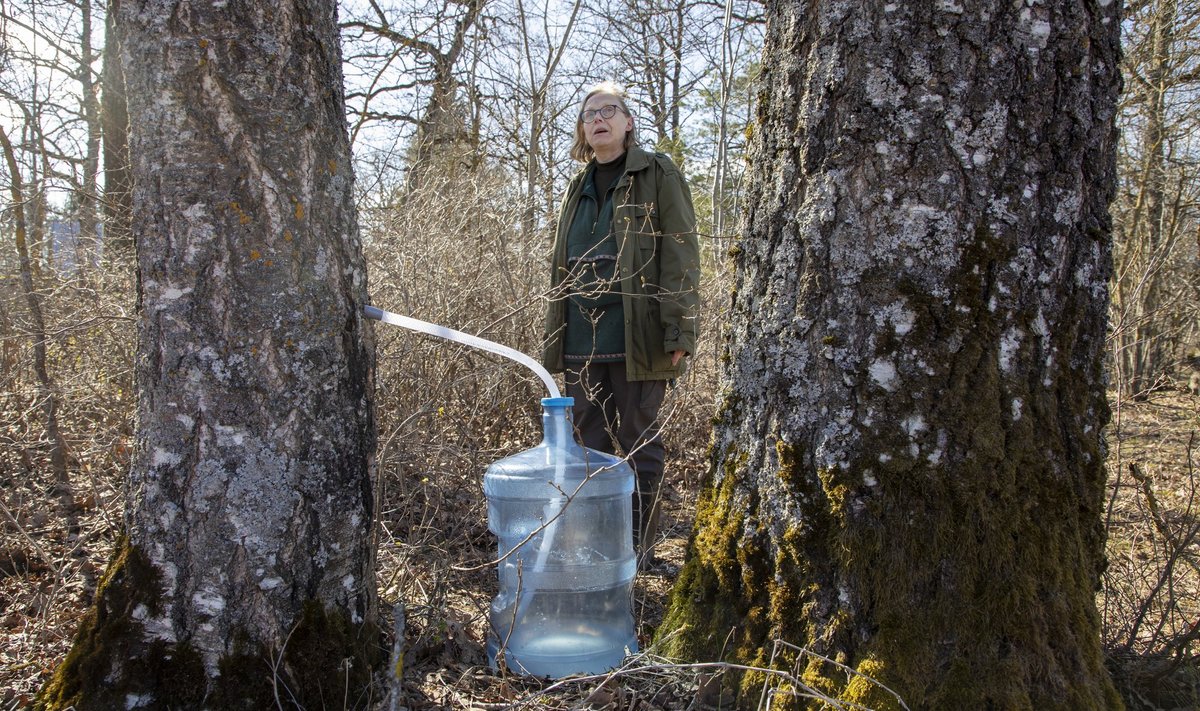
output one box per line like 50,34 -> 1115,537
660,1 -> 1124,709
38,1 -> 379,708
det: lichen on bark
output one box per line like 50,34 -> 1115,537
659,0 -> 1124,708
36,538 -> 383,710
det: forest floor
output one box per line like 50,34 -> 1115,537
2,386 -> 1198,710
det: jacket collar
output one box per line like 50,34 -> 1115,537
584,144 -> 652,175
622,145 -> 653,172
613,145 -> 652,192
568,145 -> 652,201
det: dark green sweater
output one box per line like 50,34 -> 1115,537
564,152 -> 627,362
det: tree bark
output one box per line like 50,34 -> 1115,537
101,0 -> 133,257
661,1 -> 1123,709
38,0 -> 379,707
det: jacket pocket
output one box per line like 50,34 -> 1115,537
625,204 -> 661,238
627,213 -> 661,291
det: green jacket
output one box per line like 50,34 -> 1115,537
542,145 -> 700,381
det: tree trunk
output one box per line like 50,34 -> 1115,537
620,0 -> 689,164
76,0 -> 102,274
37,1 -> 379,708
661,1 -> 1123,709
406,0 -> 486,189
101,0 -> 133,257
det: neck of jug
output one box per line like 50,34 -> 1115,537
540,397 -> 575,449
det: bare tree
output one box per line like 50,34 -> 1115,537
609,0 -> 704,164
73,0 -> 101,271
688,0 -> 762,275
1,3 -> 57,274
424,0 -> 594,240
0,0 -> 105,534
661,0 -> 1124,707
1,126 -> 74,529
36,0 -> 379,707
341,0 -> 490,192
1,0 -> 105,271
1110,0 -> 1200,399
101,0 -> 132,256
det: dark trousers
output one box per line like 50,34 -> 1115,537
565,362 -> 666,556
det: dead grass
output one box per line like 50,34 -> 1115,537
1102,386 -> 1200,711
2,299 -> 1198,709
366,335 -> 712,709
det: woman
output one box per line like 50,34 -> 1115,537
542,81 -> 701,559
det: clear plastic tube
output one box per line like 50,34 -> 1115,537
363,305 -> 561,398
364,303 -> 567,557
517,399 -> 570,627
364,304 -> 574,656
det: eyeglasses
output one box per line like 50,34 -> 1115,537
580,104 -> 625,124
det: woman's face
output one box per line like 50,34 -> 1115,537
582,92 -> 632,158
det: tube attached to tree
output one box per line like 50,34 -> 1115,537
365,303 -> 637,677
362,304 -> 561,398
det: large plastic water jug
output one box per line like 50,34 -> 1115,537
484,396 -> 638,677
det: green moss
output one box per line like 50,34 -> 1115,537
841,658 -> 897,710
799,654 -> 840,699
665,221 -> 1120,706
35,537 -> 182,710
775,440 -> 799,487
207,601 -> 382,710
666,394 -> 1120,709
276,600 -> 382,706
661,443 -> 849,707
658,452 -> 761,666
36,539 -> 383,710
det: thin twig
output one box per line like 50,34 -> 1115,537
0,498 -> 62,579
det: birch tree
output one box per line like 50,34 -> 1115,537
37,0 -> 379,707
661,0 -> 1124,708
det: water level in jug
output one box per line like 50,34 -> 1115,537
484,397 -> 639,678
488,600 -> 637,678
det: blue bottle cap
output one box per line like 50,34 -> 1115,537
541,397 -> 574,407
